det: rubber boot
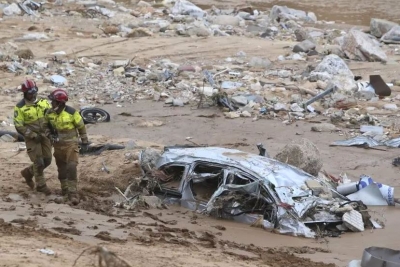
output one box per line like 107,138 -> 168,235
21,167 -> 34,189
68,180 -> 79,205
36,184 -> 51,196
60,179 -> 69,196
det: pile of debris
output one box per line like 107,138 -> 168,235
0,0 -> 398,123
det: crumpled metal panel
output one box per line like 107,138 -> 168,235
361,247 -> 400,267
384,137 -> 400,148
157,147 -> 315,195
331,136 -> 381,147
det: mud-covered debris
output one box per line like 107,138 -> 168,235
11,218 -> 38,227
139,148 -> 161,174
94,231 -> 127,243
52,227 -> 82,236
142,212 -> 177,225
213,225 -> 226,231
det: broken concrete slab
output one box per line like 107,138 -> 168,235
341,29 -> 387,62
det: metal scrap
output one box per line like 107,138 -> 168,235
331,136 -> 400,148
125,146 -> 373,238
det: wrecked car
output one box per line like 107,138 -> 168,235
134,146 -> 372,238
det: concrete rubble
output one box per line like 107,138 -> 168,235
0,0 -> 399,155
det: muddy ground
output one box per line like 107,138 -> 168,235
1,0 -> 400,266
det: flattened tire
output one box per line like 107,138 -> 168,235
80,108 -> 110,124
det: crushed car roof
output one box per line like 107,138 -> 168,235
158,146 -> 316,190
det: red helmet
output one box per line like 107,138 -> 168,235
21,79 -> 38,94
48,88 -> 68,103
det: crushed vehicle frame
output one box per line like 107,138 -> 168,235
137,146 -> 360,238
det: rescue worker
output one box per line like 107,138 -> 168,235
45,89 -> 89,205
14,79 -> 52,195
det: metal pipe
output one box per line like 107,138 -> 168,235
303,85 -> 335,108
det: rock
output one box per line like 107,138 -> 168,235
186,21 -> 212,37
113,67 -> 125,76
165,98 -> 174,104
241,110 -> 252,117
103,26 -> 119,35
370,18 -> 398,38
311,123 -> 337,132
273,103 -> 287,111
3,3 -> 21,16
341,29 -> 387,62
307,12 -> 317,23
293,40 -> 316,53
113,60 -> 129,68
137,0 -> 151,7
170,0 -> 206,18
322,45 -> 345,58
316,80 -> 327,89
309,54 -> 356,91
127,28 -> 153,38
383,103 -> 398,110
142,196 -> 163,208
290,103 -> 304,112
224,112 -> 240,119
381,25 -> 400,44
141,19 -> 170,30
278,70 -> 291,78
274,138 -> 323,176
231,96 -> 248,106
15,49 -> 34,59
294,28 -> 312,41
212,15 -> 240,26
172,99 -> 184,106
249,57 -> 271,69
270,5 -> 315,22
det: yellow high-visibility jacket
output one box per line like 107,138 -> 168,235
45,106 -> 88,144
14,98 -> 50,139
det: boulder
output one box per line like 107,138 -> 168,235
341,29 -> 387,62
309,54 -> 356,92
185,21 -> 213,37
274,138 -> 323,176
293,39 -> 316,53
170,0 -> 206,18
311,123 -> 337,132
294,28 -> 312,41
212,15 -> 241,26
370,18 -> 398,38
381,25 -> 400,44
310,54 -> 353,79
2,3 -> 21,16
322,45 -> 345,58
270,5 -> 316,22
249,57 -> 271,69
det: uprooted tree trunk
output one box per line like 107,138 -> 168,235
73,246 -> 132,267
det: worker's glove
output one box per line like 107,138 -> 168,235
80,143 -> 89,153
32,133 -> 42,143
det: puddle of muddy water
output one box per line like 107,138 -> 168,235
115,0 -> 400,26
